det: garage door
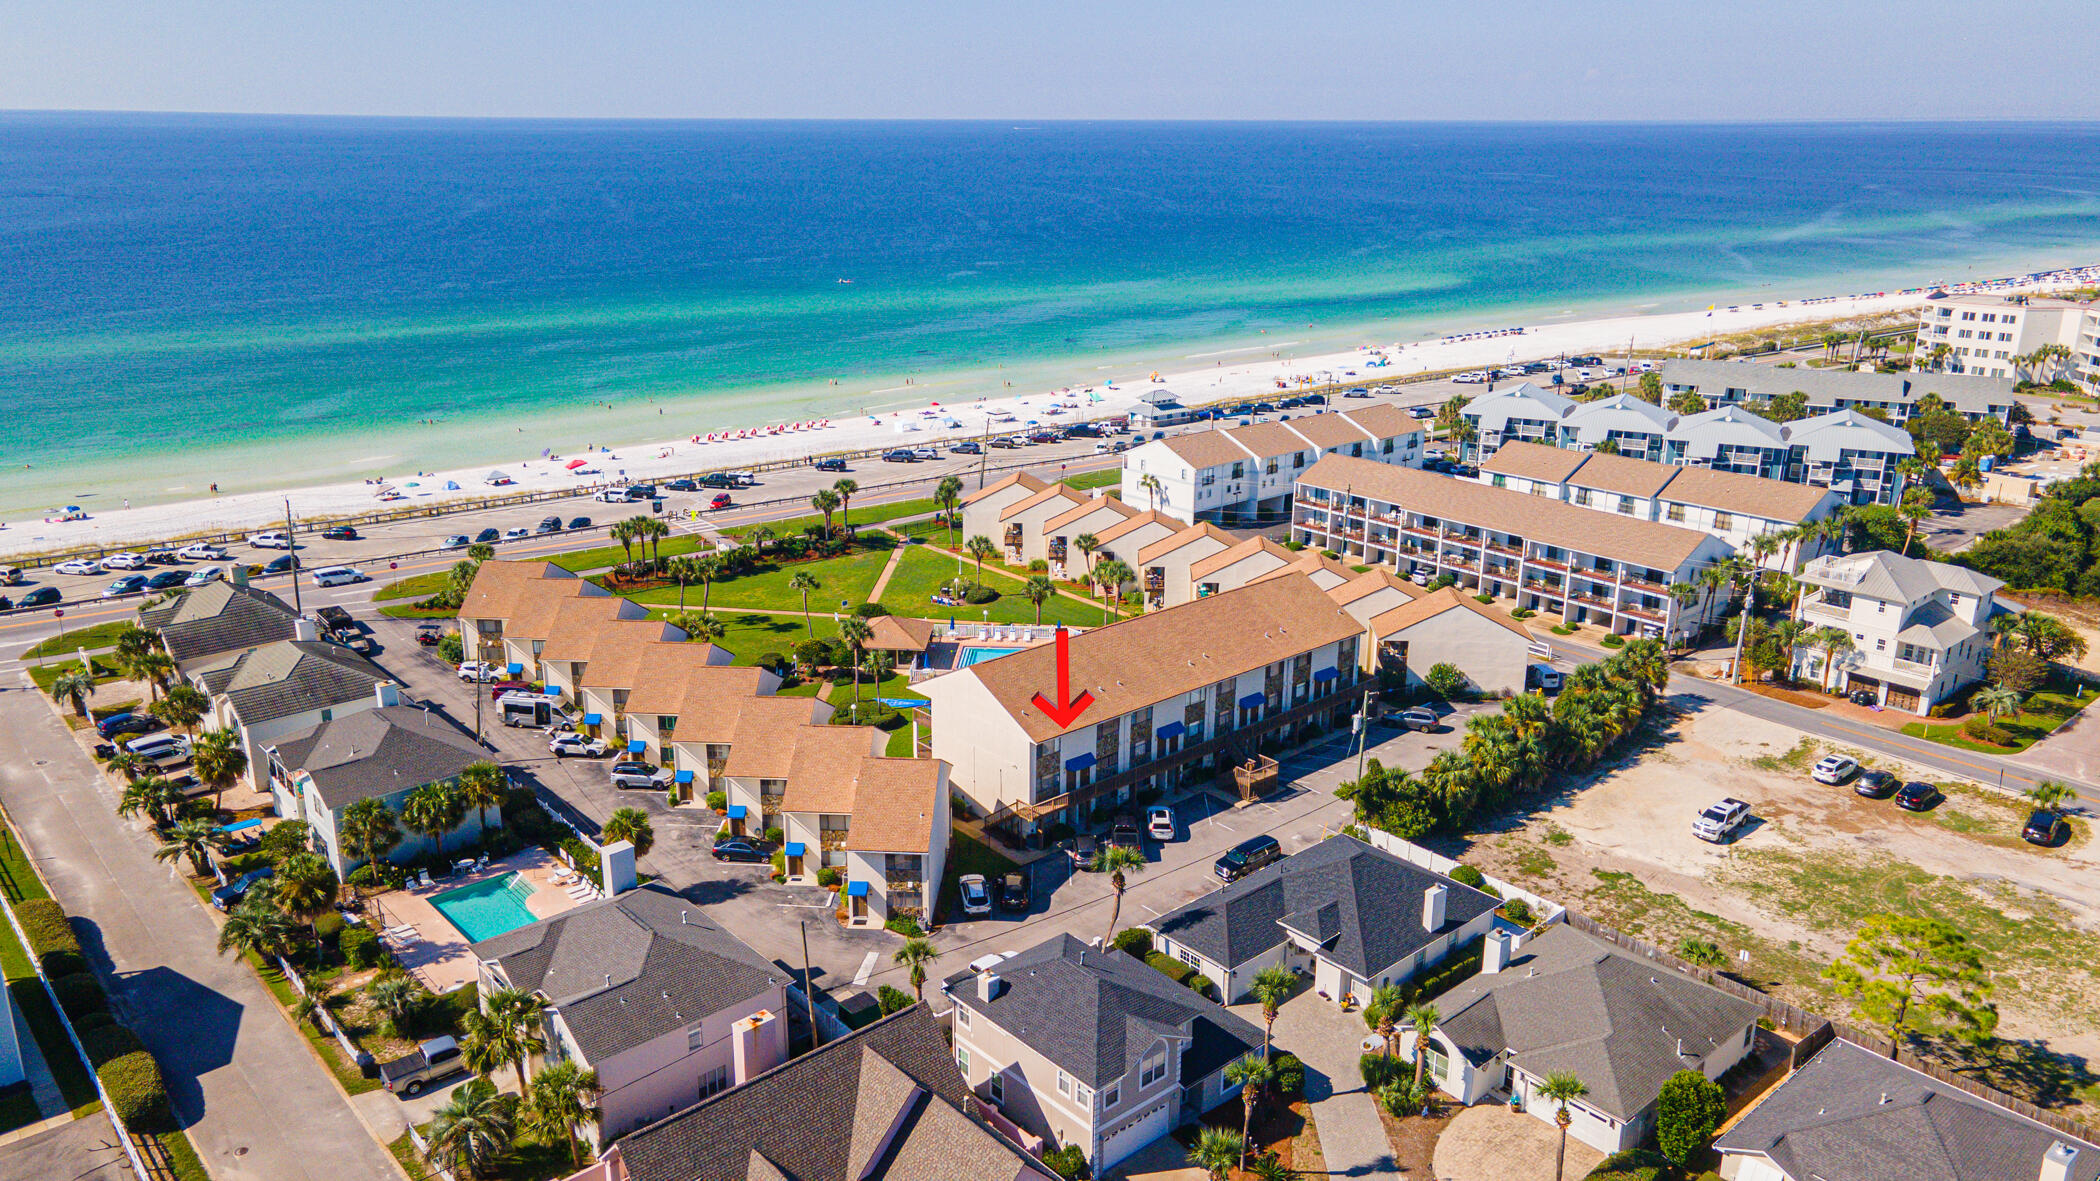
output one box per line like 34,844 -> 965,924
1098,1101 -> 1172,1170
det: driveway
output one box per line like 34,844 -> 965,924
1256,990 -> 1395,1178
2014,701 -> 2100,786
0,1110 -> 132,1181
1431,1104 -> 1604,1181
0,682 -> 402,1181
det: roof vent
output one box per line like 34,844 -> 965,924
606,974 -> 613,988
1879,1092 -> 1890,1105
681,910 -> 689,925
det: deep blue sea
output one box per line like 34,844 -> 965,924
4,115 -> 2099,514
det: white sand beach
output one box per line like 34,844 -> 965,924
4,266 -> 2090,559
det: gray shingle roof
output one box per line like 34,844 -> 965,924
1798,549 -> 2004,605
1147,835 -> 1498,977
269,706 -> 486,811
215,640 -> 391,727
1715,1038 -> 2100,1181
140,582 -> 300,665
613,1005 -> 1050,1181
474,884 -> 782,1063
1781,408 -> 1918,460
943,933 -> 1263,1091
1659,359 -> 2016,418
1559,394 -> 1677,447
1432,924 -> 1763,1122
1463,383 -> 1577,432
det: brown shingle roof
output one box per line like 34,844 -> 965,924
954,574 -> 1362,742
866,615 -> 938,654
1368,586 -> 1533,641
721,699 -> 846,778
1137,521 -> 1235,565
1658,465 -> 1835,522
1563,449 -> 1679,499
1094,509 -> 1178,546
1481,441 -> 1589,484
1301,455 -> 1710,573
998,484 -> 1088,522
1223,421 -> 1310,459
1158,431 -> 1249,470
777,727 -> 884,814
959,470 -> 1047,507
1188,536 -> 1293,582
1279,413 -> 1368,450
535,598 -> 643,662
1246,550 -> 1367,592
1327,568 -> 1418,607
1043,495 -> 1138,534
1335,403 -> 1419,439
507,578 -> 618,641
843,758 -> 944,853
624,659 -> 771,719
459,560 -> 583,623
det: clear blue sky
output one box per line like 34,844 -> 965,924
7,0 -> 2098,122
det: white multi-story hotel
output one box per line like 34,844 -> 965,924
1913,291 -> 2096,389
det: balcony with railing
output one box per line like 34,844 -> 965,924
1892,655 -> 1939,677
1620,602 -> 1668,625
1620,574 -> 1672,596
1402,523 -> 1439,541
1526,553 -> 1569,573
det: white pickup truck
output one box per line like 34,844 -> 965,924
1692,798 -> 1752,843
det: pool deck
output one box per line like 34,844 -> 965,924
366,849 -> 582,993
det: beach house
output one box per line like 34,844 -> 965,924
186,639 -> 399,792
942,934 -> 1264,1173
1659,358 -> 2018,422
918,574 -> 1362,835
138,579 -> 302,669
472,883 -> 789,1145
265,705 -> 493,876
1117,405 -> 1423,526
1790,549 -> 2005,714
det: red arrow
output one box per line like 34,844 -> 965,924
1030,626 -> 1095,728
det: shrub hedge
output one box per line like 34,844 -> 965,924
1144,951 -> 1196,987
1402,937 -> 1485,1005
16,898 -> 82,976
100,1050 -> 173,1131
1583,1147 -> 1673,1180
82,1022 -> 147,1069
341,927 -> 381,969
50,971 -> 108,1019
1271,1052 -> 1305,1097
1187,974 -> 1216,1000
1110,928 -> 1153,958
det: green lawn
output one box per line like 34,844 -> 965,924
877,547 -> 1108,627
373,570 -> 454,601
620,546 -> 893,614
25,655 -> 124,698
546,534 -> 709,574
641,611 -> 813,665
22,621 -> 136,659
1061,469 -> 1120,491
936,829 -> 1021,926
724,495 -> 947,542
1900,682 -> 2096,754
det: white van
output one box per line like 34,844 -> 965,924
125,733 -> 192,769
310,566 -> 368,587
499,693 -> 571,729
1526,663 -> 1563,695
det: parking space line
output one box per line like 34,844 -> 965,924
851,951 -> 879,987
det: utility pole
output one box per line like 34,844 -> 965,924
285,498 -> 303,615
800,920 -> 821,1047
1352,688 -> 1375,784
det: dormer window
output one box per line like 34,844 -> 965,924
1140,1051 -> 1167,1088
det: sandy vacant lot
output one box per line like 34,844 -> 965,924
1455,703 -> 2100,1113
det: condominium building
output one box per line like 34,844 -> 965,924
1557,393 -> 1676,462
1478,441 -> 1842,569
919,574 -> 1364,836
1790,550 -> 2005,714
1293,455 -> 1735,642
1658,358 -> 2016,423
1913,291 -> 2096,388
1458,382 -> 1576,462
1117,405 -> 1423,526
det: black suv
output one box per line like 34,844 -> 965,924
814,457 -> 848,471
1215,834 -> 1282,882
663,478 -> 699,493
1107,815 -> 1141,851
997,871 -> 1029,911
536,516 -> 563,533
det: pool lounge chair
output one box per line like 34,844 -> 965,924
417,869 -> 434,888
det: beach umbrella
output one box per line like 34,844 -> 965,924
566,459 -> 586,470
445,480 -> 460,490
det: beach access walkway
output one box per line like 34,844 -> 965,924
0,680 -> 403,1181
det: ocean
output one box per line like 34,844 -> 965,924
4,115 -> 2100,515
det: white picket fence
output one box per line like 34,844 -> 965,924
406,1123 -> 457,1181
272,954 -> 373,1067
1357,828 -> 1565,923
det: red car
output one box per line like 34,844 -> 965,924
708,493 -> 733,510
488,681 -> 532,699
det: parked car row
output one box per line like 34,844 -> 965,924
1812,752 -> 2063,845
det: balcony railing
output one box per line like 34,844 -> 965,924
1620,575 -> 1671,596
1620,603 -> 1668,624
1892,656 -> 1938,676
1526,554 -> 1569,573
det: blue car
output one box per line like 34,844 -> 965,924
103,574 -> 149,597
211,866 -> 275,911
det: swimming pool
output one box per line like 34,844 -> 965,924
429,873 -> 540,943
960,646 -> 1024,667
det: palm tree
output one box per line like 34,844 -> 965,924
1248,966 -> 1295,1060
51,669 -> 94,718
127,649 -> 175,701
749,524 -> 775,554
151,682 -> 210,737
524,1059 -> 602,1170
402,781 -> 466,858
665,555 -> 701,611
608,516 -> 640,573
935,475 -> 964,549
366,974 -> 425,1037
1807,625 -> 1855,692
832,478 -> 860,534
693,553 -> 724,613
894,938 -> 941,1002
466,542 -> 496,564
274,852 -> 339,938
338,797 -> 402,883
965,534 -> 996,580
1222,1052 -> 1276,1170
790,571 -> 821,638
113,623 -> 157,663
1539,1072 -> 1591,1181
216,899 -> 298,961
1974,684 -> 2023,722
1245,1154 -> 1296,1181
463,987 -> 548,1094
118,775 -> 183,828
1407,1004 -> 1440,1095
1370,985 -> 1402,1059
2027,780 -> 2077,817
1187,1126 -> 1245,1181
602,807 -> 655,858
1947,455 -> 1983,497
1138,472 -> 1164,513
676,612 -> 726,644
154,817 -> 226,877
1073,532 -> 1101,579
1022,575 -> 1055,624
1093,558 -> 1134,619
1091,845 -> 1147,943
1898,486 -> 1934,556
810,488 -> 841,540
189,727 -> 249,811
454,761 -> 507,837
838,616 -> 875,702
425,1076 -> 514,1180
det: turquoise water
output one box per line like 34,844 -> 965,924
429,873 -> 539,943
5,115 -> 2100,515
961,646 -> 1025,667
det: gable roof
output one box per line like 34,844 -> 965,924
1561,449 -> 1681,499
1136,520 -> 1235,565
942,574 -> 1361,742
1093,509 -> 1179,547
959,470 -> 1048,507
777,726 -> 885,814
1713,1038 -> 2100,1181
1147,835 -> 1498,974
1659,359 -> 2016,417
1334,402 -> 1420,439
1781,407 -> 1918,459
611,1006 -> 1051,1181
944,934 -> 1263,1090
843,758 -> 945,854
1560,393 -> 1677,445
1432,924 -> 1764,1122
1156,431 -> 1252,470
211,640 -> 391,726
1463,382 -> 1576,427
1187,535 -> 1294,582
1481,441 -> 1590,484
998,484 -> 1088,523
1653,464 -> 1836,523
720,698 -> 846,778
140,582 -> 301,665
1672,405 -> 1790,456
269,706 -> 486,812
865,615 -> 939,655
1042,494 -> 1139,534
1324,566 -> 1418,605
474,883 -> 782,1063
1368,586 -> 1534,642
623,653 -> 770,718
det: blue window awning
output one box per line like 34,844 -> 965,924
1064,751 -> 1097,772
1313,666 -> 1339,682
846,880 -> 870,897
582,712 -> 603,725
785,842 -> 806,857
727,804 -> 747,819
627,739 -> 646,752
673,769 -> 695,784
1155,721 -> 1185,740
1238,692 -> 1267,709
506,662 -> 524,675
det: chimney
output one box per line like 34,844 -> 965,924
731,1010 -> 786,1084
1422,884 -> 1448,932
978,971 -> 1005,1003
374,682 -> 401,708
2042,1142 -> 2080,1181
1483,929 -> 1513,974
293,618 -> 320,642
601,840 -> 638,896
